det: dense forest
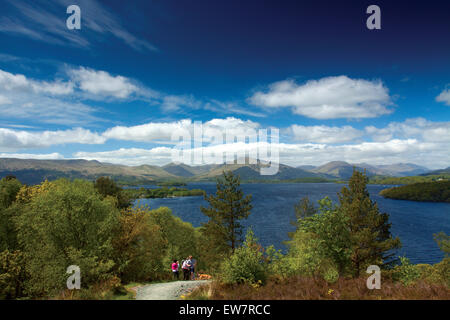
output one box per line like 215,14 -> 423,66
380,181 -> 450,202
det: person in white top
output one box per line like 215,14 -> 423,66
182,257 -> 191,280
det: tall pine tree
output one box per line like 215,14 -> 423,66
338,168 -> 401,276
200,171 -> 253,254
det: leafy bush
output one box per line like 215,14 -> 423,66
14,179 -> 120,297
323,267 -> 339,284
0,250 -> 27,299
112,206 -> 167,282
392,257 -> 421,286
220,229 -> 266,285
281,197 -> 351,279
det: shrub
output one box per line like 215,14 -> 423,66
0,250 -> 27,299
323,267 -> 339,284
392,257 -> 421,286
220,229 -> 266,285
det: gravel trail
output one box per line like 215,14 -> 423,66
135,280 -> 210,300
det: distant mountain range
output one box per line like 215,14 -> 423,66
305,161 -> 430,180
421,167 -> 450,176
0,158 -> 442,185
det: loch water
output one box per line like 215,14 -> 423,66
135,182 -> 450,264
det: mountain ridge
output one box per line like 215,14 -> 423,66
0,157 -> 440,185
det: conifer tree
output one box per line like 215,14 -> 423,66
201,171 -> 253,253
288,197 -> 317,239
338,168 -> 401,276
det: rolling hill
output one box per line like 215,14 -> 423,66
0,158 -> 436,185
421,167 -> 450,176
310,161 -> 429,180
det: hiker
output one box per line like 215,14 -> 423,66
182,257 -> 191,280
189,255 -> 197,280
171,259 -> 179,280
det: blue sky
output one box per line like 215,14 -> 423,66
0,0 -> 449,168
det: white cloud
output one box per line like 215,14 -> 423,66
286,124 -> 363,143
0,116 -> 448,169
71,138 -> 449,169
0,127 -> 105,152
204,100 -> 267,118
365,118 -> 450,143
68,67 -> 140,99
161,95 -> 202,112
248,76 -> 393,119
74,147 -> 173,166
0,94 -> 103,126
0,69 -> 74,95
0,152 -> 64,160
103,117 -> 262,143
436,89 -> 450,106
0,95 -> 12,105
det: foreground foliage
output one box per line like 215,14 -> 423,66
0,176 -> 200,299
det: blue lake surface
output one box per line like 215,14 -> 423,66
135,182 -> 450,264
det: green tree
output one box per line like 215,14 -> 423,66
147,206 -> 199,272
220,229 -> 266,285
433,232 -> 450,257
200,171 -> 252,271
201,171 -> 252,252
0,176 -> 22,210
94,176 -> 130,208
338,169 -> 401,276
14,179 -> 120,297
111,206 -> 167,282
0,250 -> 28,299
0,176 -> 22,251
288,197 -> 317,239
284,197 -> 351,278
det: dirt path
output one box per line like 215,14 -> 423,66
135,280 -> 210,300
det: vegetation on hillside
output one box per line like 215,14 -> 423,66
369,175 -> 450,185
0,170 -> 448,300
380,181 -> 450,202
0,176 -> 200,299
189,169 -> 448,300
122,186 -> 205,199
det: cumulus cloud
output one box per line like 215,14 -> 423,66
286,124 -> 363,143
68,67 -> 141,99
436,89 -> 450,106
103,117 -> 262,144
365,118 -> 450,143
1,117 -> 449,169
248,76 -> 393,119
0,66 -> 152,125
0,127 -> 105,152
